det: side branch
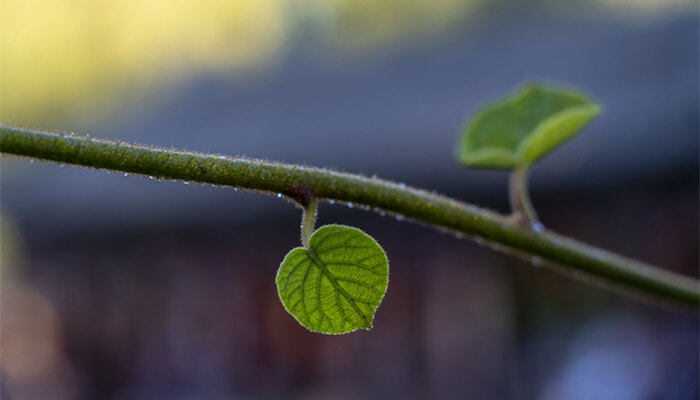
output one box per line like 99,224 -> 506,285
1,124 -> 698,307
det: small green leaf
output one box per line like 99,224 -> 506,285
457,83 -> 600,169
276,224 -> 389,335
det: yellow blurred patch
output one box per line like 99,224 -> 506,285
1,0 -> 289,123
1,0 -> 486,125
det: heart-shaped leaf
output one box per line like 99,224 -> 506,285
457,83 -> 600,169
276,224 -> 389,334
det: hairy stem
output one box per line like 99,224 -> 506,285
1,124 -> 698,307
300,197 -> 318,249
509,165 -> 538,226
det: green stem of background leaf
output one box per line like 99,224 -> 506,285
509,165 -> 538,225
1,124 -> 698,307
300,197 -> 318,249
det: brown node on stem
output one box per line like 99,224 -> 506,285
282,185 -> 314,208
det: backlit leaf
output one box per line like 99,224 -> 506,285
457,83 -> 600,169
276,224 -> 389,335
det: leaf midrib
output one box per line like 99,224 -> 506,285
306,248 -> 373,329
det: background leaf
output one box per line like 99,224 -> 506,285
457,83 -> 600,169
276,224 -> 389,335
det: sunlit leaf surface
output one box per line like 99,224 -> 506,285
276,224 -> 389,334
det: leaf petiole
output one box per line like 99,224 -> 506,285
509,164 -> 538,226
300,197 -> 318,249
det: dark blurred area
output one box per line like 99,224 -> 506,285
1,1 -> 698,399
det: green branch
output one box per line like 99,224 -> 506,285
1,124 -> 698,307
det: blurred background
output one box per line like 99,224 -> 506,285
1,0 -> 698,399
